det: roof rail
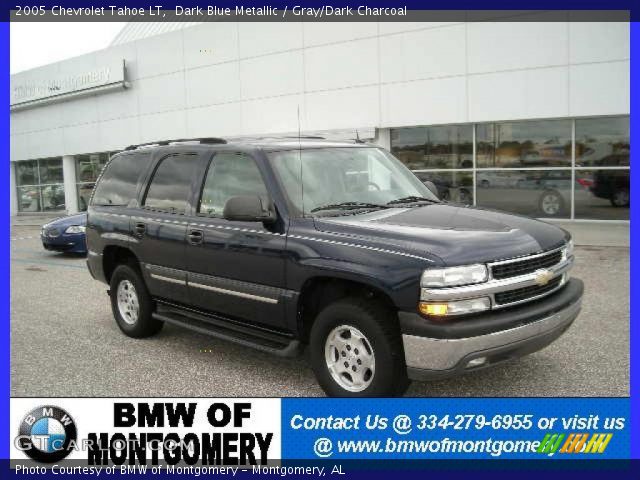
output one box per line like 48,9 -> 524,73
124,137 -> 227,150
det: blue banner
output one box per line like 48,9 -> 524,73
282,399 -> 630,460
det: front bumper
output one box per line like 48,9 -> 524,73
401,278 -> 583,380
41,233 -> 87,253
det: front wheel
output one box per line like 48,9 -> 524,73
110,263 -> 163,338
538,190 -> 564,217
309,298 -> 409,397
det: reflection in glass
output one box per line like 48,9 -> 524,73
77,183 -> 95,212
476,170 -> 571,218
75,153 -> 110,183
40,184 -> 66,211
476,120 -> 571,168
17,185 -> 41,212
576,117 -> 630,167
38,157 -> 64,184
391,125 -> 473,170
15,160 -> 38,186
575,169 -> 629,220
413,171 -> 473,204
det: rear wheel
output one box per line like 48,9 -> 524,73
110,264 -> 163,338
610,188 -> 629,207
310,298 -> 409,397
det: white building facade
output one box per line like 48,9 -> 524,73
10,20 -> 630,221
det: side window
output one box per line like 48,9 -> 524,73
199,152 -> 269,216
91,152 -> 152,206
143,154 -> 199,214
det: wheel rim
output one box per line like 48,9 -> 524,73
117,280 -> 139,325
613,190 -> 629,206
541,193 -> 561,215
324,325 -> 375,393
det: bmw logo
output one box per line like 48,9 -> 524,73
18,406 -> 77,463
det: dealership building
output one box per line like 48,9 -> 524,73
10,20 -> 630,221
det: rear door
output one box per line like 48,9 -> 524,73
134,152 -> 202,305
184,151 -> 288,329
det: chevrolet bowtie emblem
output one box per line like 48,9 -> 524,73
534,269 -> 554,286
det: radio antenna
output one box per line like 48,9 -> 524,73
297,105 -> 305,216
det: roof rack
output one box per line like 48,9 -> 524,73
124,137 -> 227,150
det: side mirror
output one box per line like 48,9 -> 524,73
223,195 -> 276,224
423,180 -> 439,199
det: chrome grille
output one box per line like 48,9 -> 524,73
491,250 -> 563,279
494,276 -> 563,305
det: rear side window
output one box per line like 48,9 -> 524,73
143,154 -> 200,214
91,153 -> 152,206
198,152 -> 268,216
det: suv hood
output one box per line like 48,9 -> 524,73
313,204 -> 569,265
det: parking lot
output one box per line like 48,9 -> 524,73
11,223 -> 629,397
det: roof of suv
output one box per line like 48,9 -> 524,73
123,137 -> 372,153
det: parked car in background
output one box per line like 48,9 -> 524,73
590,170 -> 630,207
41,213 -> 87,254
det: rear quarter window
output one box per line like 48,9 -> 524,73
91,152 -> 152,206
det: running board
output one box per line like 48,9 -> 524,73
152,306 -> 302,358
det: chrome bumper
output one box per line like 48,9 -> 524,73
403,295 -> 581,376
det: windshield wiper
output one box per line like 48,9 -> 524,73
310,202 -> 389,213
386,196 -> 440,205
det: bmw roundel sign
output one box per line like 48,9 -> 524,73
18,406 -> 77,462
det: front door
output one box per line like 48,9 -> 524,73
185,151 -> 288,329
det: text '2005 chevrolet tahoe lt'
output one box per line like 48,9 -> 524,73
86,137 -> 583,397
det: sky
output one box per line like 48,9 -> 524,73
10,23 -> 127,74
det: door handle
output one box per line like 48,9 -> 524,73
134,222 -> 146,237
188,229 -> 203,245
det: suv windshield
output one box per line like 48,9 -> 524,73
268,147 -> 438,216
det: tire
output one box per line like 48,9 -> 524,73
109,263 -> 163,338
309,298 -> 409,397
538,190 -> 564,217
610,189 -> 629,207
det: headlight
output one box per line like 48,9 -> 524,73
421,264 -> 488,288
419,297 -> 491,317
562,239 -> 574,260
65,225 -> 86,234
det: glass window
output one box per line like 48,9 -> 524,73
199,153 -> 269,216
475,170 -> 571,218
391,125 -> 473,169
476,120 -> 571,168
269,147 -> 436,215
92,152 -> 152,207
77,183 -> 95,212
40,184 -> 66,211
76,152 -> 111,211
38,157 -> 64,184
144,154 -> 199,213
413,171 -> 473,204
575,169 -> 629,220
576,117 -> 629,167
15,158 -> 65,213
76,153 -> 110,183
15,160 -> 38,186
17,185 -> 41,212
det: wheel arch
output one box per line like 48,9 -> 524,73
103,245 -> 141,283
296,276 -> 397,344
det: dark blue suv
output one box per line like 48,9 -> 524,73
86,137 -> 583,397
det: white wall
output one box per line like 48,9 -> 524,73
10,21 -> 630,161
